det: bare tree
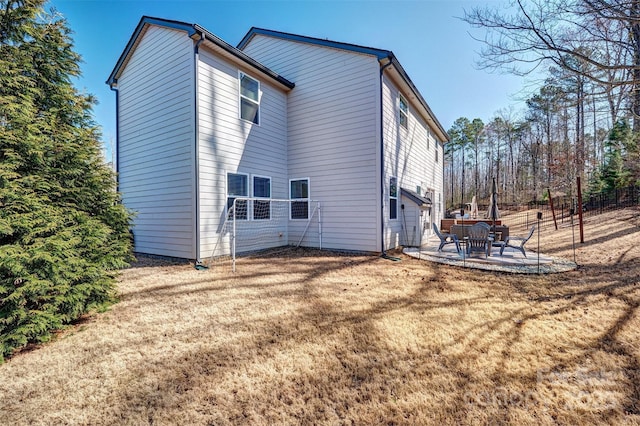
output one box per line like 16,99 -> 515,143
464,0 -> 640,129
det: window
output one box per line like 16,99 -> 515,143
253,175 -> 271,220
227,172 -> 248,220
239,72 -> 260,124
425,188 -> 434,204
389,176 -> 398,220
290,178 -> 309,220
399,95 -> 408,129
435,145 -> 439,163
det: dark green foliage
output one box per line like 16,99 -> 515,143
0,0 -> 132,362
588,120 -> 637,194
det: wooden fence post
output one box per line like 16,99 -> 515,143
577,177 -> 584,243
548,188 -> 558,230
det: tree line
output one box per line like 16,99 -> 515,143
445,0 -> 640,210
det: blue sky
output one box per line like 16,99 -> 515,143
49,0 -> 527,160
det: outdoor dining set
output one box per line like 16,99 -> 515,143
435,179 -> 536,259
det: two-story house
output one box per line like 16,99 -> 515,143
107,16 -> 448,261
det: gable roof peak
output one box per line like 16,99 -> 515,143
237,27 -> 392,60
237,26 -> 448,142
106,17 -> 294,90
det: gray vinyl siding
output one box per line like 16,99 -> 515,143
117,26 -> 196,258
382,76 -> 444,249
242,36 -> 381,252
196,48 -> 289,257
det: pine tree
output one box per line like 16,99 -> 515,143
0,0 -> 132,362
588,120 -> 634,195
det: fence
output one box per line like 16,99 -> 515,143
501,184 -> 639,233
582,185 -> 639,215
209,198 -> 322,272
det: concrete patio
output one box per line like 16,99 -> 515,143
404,236 -> 577,274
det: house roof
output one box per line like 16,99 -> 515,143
401,188 -> 432,207
238,27 -> 393,60
238,27 -> 449,143
106,17 -> 295,90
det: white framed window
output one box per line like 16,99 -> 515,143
435,144 -> 439,163
425,188 -> 434,204
290,178 -> 309,220
239,72 -> 260,124
389,176 -> 398,220
227,172 -> 248,220
399,95 -> 408,130
252,175 -> 271,220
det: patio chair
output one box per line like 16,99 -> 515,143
467,222 -> 491,258
499,225 -> 535,257
433,223 -> 460,252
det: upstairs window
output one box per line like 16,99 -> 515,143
290,178 -> 309,220
239,72 -> 260,124
399,95 -> 408,129
227,172 -> 248,220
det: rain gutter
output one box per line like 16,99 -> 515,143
108,84 -> 119,190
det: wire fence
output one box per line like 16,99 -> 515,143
500,184 -> 639,233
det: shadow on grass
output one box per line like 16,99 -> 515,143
541,225 -> 640,256
67,226 -> 640,424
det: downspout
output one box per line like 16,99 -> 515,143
109,84 -> 120,190
194,33 -> 204,261
442,141 -> 446,229
379,59 -> 393,254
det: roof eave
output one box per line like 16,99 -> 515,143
107,17 -> 295,91
106,16 -> 197,87
401,187 -> 433,207
383,55 -> 450,143
237,27 -> 448,142
195,24 -> 294,90
237,27 -> 391,60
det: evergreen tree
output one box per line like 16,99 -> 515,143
602,121 -> 632,191
449,117 -> 486,205
0,0 -> 132,362
588,120 -> 634,195
448,117 -> 472,206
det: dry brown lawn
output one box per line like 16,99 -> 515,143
0,208 -> 639,425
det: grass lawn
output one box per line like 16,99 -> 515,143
0,208 -> 638,425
